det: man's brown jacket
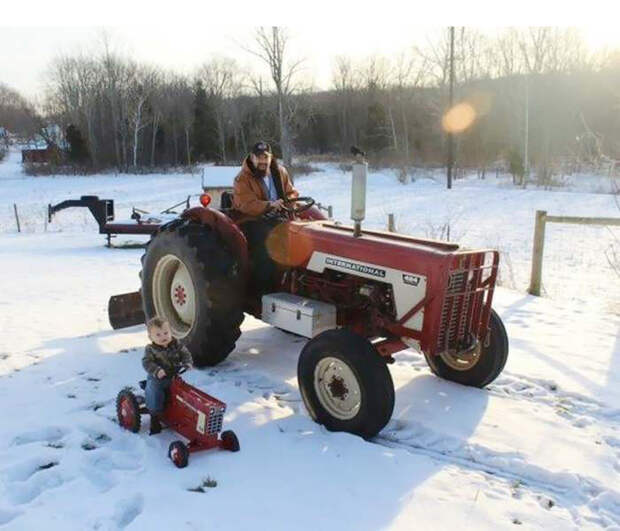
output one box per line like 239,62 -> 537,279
233,157 -> 298,217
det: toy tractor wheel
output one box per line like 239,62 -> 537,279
297,329 -> 395,439
141,220 -> 244,367
424,308 -> 509,388
168,440 -> 189,468
221,430 -> 240,452
116,389 -> 141,433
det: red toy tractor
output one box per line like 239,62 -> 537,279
110,149 -> 509,440
116,368 -> 239,468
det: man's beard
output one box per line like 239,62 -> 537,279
256,163 -> 268,177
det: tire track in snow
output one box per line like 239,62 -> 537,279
202,357 -> 620,527
373,432 -> 620,528
488,372 -> 620,425
397,350 -> 619,437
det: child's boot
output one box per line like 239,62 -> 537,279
149,413 -> 162,435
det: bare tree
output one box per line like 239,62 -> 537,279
0,83 -> 40,139
245,27 -> 304,167
197,57 -> 243,162
391,48 -> 430,163
332,55 -> 359,153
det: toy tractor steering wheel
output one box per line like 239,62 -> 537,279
175,365 -> 190,376
283,196 -> 315,217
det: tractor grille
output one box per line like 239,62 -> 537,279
436,252 -> 498,355
207,407 -> 225,435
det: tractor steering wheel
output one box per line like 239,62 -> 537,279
283,196 -> 315,216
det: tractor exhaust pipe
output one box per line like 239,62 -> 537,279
350,147 -> 367,238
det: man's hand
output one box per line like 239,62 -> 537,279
156,368 -> 166,379
269,199 -> 285,212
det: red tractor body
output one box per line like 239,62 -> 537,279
271,220 -> 499,361
116,375 -> 239,468
110,155 -> 509,439
162,377 -> 228,453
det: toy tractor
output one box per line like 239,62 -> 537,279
110,149 -> 509,439
116,367 -> 240,468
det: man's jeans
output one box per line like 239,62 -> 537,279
241,218 -> 281,295
145,375 -> 172,414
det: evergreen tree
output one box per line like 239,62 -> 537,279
363,101 -> 390,153
191,80 -> 218,161
65,124 -> 90,164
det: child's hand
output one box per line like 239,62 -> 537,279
156,368 -> 166,379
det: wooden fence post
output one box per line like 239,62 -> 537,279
388,213 -> 395,232
528,210 -> 547,296
13,203 -> 21,233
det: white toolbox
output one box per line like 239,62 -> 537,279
261,293 -> 338,338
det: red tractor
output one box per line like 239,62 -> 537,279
110,151 -> 508,439
116,368 -> 240,468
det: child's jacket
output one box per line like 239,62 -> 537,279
142,339 -> 193,378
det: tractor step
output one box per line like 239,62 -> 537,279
108,291 -> 145,329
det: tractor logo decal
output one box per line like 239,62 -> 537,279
403,274 -> 422,287
325,257 -> 386,278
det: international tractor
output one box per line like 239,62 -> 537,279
109,150 -> 509,439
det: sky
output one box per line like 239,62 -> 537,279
2,1 -> 620,101
0,25 -> 431,99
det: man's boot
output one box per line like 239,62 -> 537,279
149,413 -> 162,435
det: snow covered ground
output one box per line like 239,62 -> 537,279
1,148 -> 619,530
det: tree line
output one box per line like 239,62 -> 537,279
2,27 -> 619,176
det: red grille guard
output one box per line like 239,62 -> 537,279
433,250 -> 499,356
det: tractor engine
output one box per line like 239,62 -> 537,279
290,269 -> 396,337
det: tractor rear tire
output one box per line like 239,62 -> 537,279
297,329 -> 395,439
424,308 -> 509,388
141,220 -> 244,367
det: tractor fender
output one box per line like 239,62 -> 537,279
297,206 -> 327,221
180,207 -> 249,278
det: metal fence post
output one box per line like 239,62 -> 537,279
388,213 -> 395,232
13,203 -> 21,233
528,210 -> 547,296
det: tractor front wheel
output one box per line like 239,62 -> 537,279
424,308 -> 509,387
221,430 -> 240,452
116,389 -> 141,433
168,441 -> 189,468
297,329 -> 395,439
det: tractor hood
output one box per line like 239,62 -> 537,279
271,221 -> 464,278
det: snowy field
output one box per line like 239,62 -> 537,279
1,148 -> 619,530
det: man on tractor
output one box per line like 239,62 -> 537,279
233,142 -> 299,295
233,141 -> 298,216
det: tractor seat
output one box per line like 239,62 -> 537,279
220,191 -> 234,210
